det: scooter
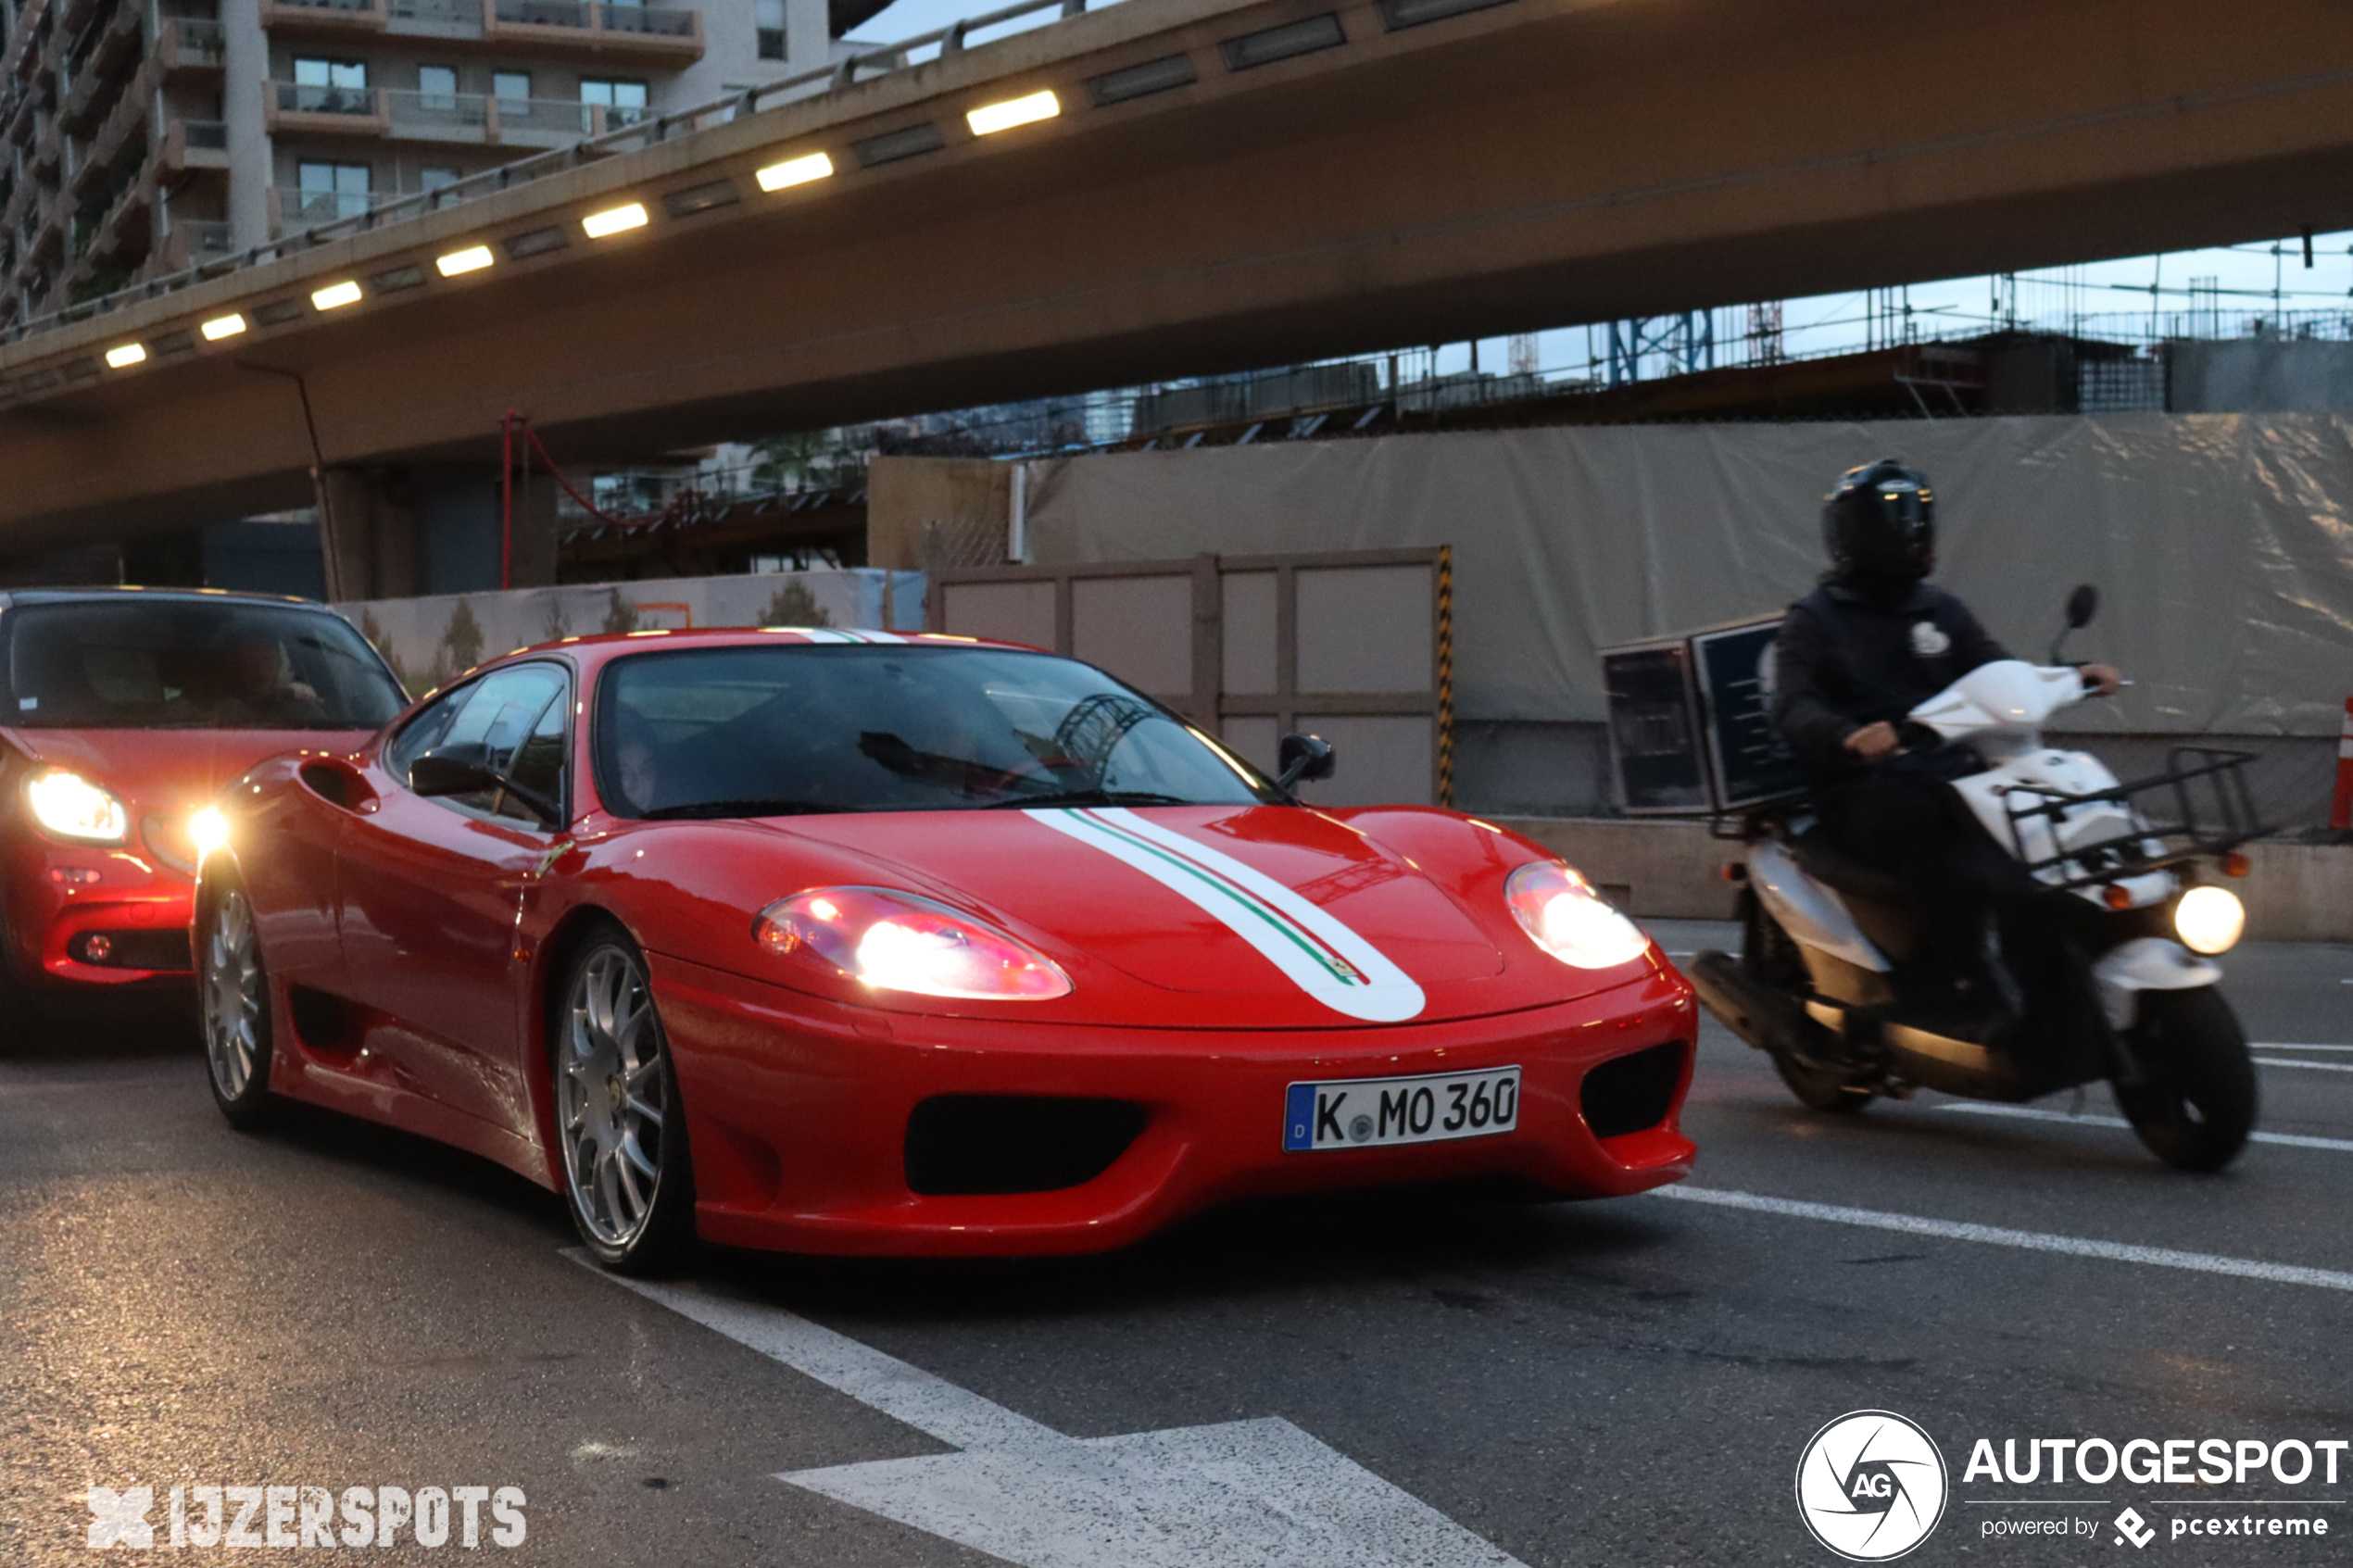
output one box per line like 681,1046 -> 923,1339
1688,586 -> 2265,1172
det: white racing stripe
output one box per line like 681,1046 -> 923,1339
1651,1185 -> 2353,1293
1029,806 -> 1426,1023
1936,1101 -> 2353,1154
573,1256 -> 1528,1567
783,627 -> 909,644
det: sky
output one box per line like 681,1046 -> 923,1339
842,0 -> 2353,391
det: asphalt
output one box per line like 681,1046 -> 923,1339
4,927 -> 2350,1566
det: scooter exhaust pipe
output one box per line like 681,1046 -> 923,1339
1687,950 -> 1806,1054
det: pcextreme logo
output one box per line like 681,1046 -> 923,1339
1795,1410 -> 1951,1562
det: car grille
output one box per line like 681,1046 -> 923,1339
69,928 -> 194,972
904,1096 -> 1148,1196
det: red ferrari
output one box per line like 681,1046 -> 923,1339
0,589 -> 404,1012
197,627 -> 1695,1269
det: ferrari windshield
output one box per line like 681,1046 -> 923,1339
4,600 -> 406,731
595,644 -> 1277,817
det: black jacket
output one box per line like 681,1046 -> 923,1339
1770,579 -> 2009,775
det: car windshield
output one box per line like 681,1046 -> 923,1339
3,600 -> 407,731
595,644 -> 1277,817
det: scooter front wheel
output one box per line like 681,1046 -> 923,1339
2113,986 -> 2257,1173
1771,1047 -> 1875,1114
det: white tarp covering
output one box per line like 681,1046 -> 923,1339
339,569 -> 925,696
1021,413 -> 2353,738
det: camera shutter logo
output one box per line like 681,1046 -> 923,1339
1794,1410 -> 1949,1561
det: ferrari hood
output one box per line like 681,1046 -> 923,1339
2,727 -> 372,809
764,804 -> 1522,1024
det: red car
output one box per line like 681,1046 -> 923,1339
197,628 -> 1695,1269
0,589 -> 405,1012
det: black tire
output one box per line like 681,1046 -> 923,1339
1743,887 -> 1874,1115
1771,1048 -> 1875,1114
197,875 -> 277,1131
551,924 -> 697,1273
2114,986 -> 2257,1173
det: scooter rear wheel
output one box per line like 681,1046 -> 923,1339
1772,1048 -> 1874,1114
2114,986 -> 2257,1173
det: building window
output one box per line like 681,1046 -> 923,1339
579,77 -> 648,129
757,0 -> 786,60
296,161 -> 371,223
290,57 -> 369,114
493,70 -> 531,110
420,167 -> 460,202
417,65 -> 458,112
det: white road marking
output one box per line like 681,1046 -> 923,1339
2250,1043 -> 2353,1052
573,1258 -> 1526,1568
1935,1101 -> 2353,1154
2257,1058 -> 2353,1074
1650,1186 -> 2353,1292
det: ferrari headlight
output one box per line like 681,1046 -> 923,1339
2174,885 -> 2245,956
188,806 -> 230,862
754,887 -> 1072,1001
26,771 -> 128,844
1504,860 -> 1650,970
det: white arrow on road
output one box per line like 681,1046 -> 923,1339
587,1264 -> 1528,1568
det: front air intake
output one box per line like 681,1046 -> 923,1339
1579,1041 -> 1689,1138
904,1096 -> 1147,1196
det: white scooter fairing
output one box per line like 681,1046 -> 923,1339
1746,659 -> 2215,1032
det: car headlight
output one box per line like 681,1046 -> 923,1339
754,887 -> 1073,1001
2174,884 -> 2245,956
188,806 -> 230,862
26,771 -> 128,844
1504,860 -> 1651,970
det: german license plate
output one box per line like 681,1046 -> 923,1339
1282,1066 -> 1521,1152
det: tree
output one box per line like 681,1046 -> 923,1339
759,579 -> 831,628
599,587 -> 638,636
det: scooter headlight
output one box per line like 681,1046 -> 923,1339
2173,885 -> 2245,956
26,771 -> 129,844
1504,860 -> 1651,970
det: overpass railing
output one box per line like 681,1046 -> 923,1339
0,0 -> 1101,351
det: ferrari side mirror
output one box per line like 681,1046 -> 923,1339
2065,583 -> 2100,630
1277,733 -> 1335,792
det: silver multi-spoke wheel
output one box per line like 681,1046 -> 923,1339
202,887 -> 267,1105
556,942 -> 673,1252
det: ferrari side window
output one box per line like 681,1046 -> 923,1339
502,688 -> 569,821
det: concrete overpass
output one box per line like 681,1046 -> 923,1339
6,0 -> 2353,587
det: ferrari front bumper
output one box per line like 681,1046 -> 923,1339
649,954 -> 1697,1257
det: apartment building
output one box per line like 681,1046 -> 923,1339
0,0 -> 876,329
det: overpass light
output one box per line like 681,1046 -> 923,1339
312,281 -> 363,310
201,313 -> 247,341
582,202 -> 649,239
436,245 -> 495,277
756,151 -> 834,192
966,89 -> 1060,136
104,343 -> 146,369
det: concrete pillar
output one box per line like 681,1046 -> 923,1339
318,466 -> 421,603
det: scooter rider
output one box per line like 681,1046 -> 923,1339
1770,458 -> 2122,1034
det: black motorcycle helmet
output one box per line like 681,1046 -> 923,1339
1822,458 -> 1935,587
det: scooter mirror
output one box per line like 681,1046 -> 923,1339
2065,583 -> 2100,630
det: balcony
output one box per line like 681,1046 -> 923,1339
384,84 -> 489,143
258,0 -> 386,39
486,0 -> 702,66
158,16 -> 226,77
144,214 -> 232,276
263,80 -> 389,136
268,182 -> 372,235
158,114 -> 228,172
385,0 -> 484,39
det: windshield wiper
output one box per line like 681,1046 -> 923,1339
980,789 -> 1197,809
638,798 -> 844,821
